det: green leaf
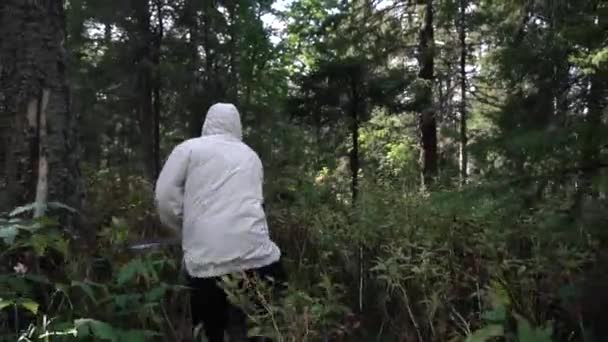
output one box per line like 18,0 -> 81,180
145,284 -> 167,301
481,305 -> 507,322
118,330 -> 146,342
0,226 -> 18,245
23,274 -> 51,284
488,280 -> 511,307
75,318 -> 118,341
118,330 -> 161,342
1,275 -> 30,293
9,203 -> 38,217
113,293 -> 141,309
48,202 -> 78,214
72,281 -> 98,304
514,313 -> 553,342
591,47 -> 608,67
33,216 -> 60,228
19,298 -> 39,314
0,298 -> 13,310
52,236 -> 70,257
466,324 -> 504,342
117,258 -> 144,286
31,233 -> 50,256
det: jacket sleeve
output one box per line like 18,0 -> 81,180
155,144 -> 190,232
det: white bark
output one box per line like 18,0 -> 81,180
34,90 -> 50,218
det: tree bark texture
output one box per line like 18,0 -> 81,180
190,0 -> 220,138
349,71 -> 363,314
0,0 -> 82,215
459,0 -> 468,185
153,0 -> 163,180
133,0 -> 157,180
417,0 -> 438,188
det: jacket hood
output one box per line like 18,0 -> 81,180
201,103 -> 243,140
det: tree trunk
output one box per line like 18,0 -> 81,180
350,83 -> 360,204
227,0 -> 240,104
349,73 -> 363,313
152,0 -> 164,179
133,0 -> 156,180
0,0 -> 82,216
459,0 -> 468,185
417,0 -> 438,188
185,0 -> 202,138
191,0 -> 218,138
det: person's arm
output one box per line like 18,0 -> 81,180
155,144 -> 190,232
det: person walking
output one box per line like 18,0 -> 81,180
155,103 -> 285,341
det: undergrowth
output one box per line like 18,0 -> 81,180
0,167 -> 603,341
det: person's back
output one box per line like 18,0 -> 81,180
154,103 -> 283,341
155,102 -> 280,277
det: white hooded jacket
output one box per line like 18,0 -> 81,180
154,103 -> 281,278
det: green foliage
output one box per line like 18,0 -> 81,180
0,203 -> 186,341
360,109 -> 419,190
268,164 -> 598,340
74,319 -> 160,342
467,283 -> 554,342
221,271 -> 352,341
3,0 -> 607,341
466,325 -> 504,342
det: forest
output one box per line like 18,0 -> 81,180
0,0 -> 607,341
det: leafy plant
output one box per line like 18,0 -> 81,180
467,282 -> 553,342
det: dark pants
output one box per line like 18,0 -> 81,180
188,261 -> 286,342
